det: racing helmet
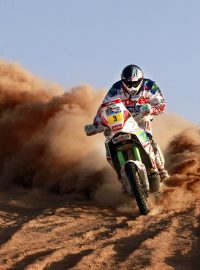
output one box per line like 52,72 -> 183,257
121,65 -> 144,95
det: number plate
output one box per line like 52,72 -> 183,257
112,134 -> 132,144
107,112 -> 123,125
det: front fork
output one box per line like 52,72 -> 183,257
117,144 -> 141,166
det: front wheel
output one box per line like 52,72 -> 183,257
125,162 -> 150,215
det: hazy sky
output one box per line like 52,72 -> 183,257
0,0 -> 199,124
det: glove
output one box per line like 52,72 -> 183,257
84,124 -> 104,136
139,104 -> 152,116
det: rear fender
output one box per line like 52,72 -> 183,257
121,160 -> 149,193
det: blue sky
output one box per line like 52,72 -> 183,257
0,0 -> 199,124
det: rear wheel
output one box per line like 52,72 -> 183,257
125,162 -> 150,215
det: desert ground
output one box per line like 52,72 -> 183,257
0,184 -> 200,270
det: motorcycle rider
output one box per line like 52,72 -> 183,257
93,64 -> 169,182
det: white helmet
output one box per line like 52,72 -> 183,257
121,65 -> 144,95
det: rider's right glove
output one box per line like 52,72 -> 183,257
84,124 -> 104,136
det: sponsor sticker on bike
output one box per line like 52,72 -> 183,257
112,124 -> 123,131
136,130 -> 148,143
106,106 -> 121,116
112,134 -> 132,144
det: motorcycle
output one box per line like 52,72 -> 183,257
84,98 -> 161,215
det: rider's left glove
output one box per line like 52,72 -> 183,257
140,104 -> 152,116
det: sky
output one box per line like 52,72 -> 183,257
0,0 -> 199,124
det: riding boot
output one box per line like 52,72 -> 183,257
149,136 -> 170,182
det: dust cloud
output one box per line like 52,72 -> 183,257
0,60 -> 199,210
0,60 -> 108,198
152,127 -> 200,211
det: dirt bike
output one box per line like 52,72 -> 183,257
85,98 -> 161,215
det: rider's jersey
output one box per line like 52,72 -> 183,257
93,79 -> 166,125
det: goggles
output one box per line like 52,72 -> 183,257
123,78 -> 142,88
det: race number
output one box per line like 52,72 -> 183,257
107,112 -> 123,125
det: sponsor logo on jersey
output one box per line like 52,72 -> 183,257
150,84 -> 159,94
122,99 -> 135,106
137,97 -> 149,104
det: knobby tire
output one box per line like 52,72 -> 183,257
125,162 -> 150,215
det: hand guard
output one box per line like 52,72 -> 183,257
84,124 -> 104,136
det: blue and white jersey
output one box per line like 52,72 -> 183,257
93,79 -> 166,125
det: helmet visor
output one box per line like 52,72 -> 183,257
122,78 -> 142,89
